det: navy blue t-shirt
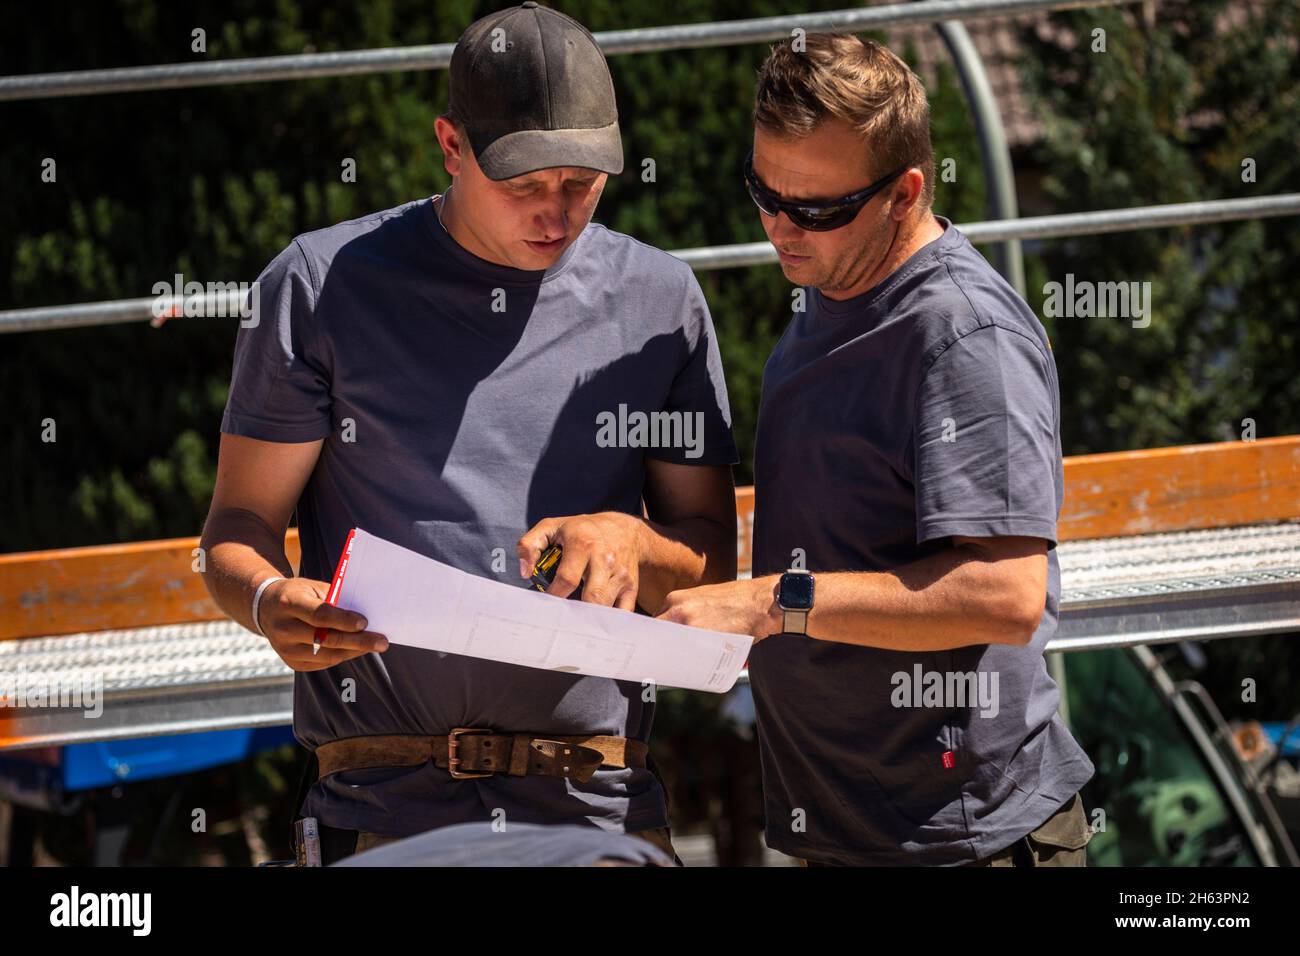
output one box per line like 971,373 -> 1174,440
221,197 -> 737,837
750,217 -> 1094,865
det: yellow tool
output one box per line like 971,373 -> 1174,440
529,544 -> 563,592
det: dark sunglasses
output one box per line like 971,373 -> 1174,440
743,150 -> 908,231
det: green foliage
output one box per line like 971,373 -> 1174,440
1017,0 -> 1300,454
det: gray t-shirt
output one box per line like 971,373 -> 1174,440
749,217 -> 1094,865
220,197 -> 737,837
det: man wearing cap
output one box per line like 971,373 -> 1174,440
657,34 -> 1094,866
199,3 -> 738,865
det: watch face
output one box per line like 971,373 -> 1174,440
779,572 -> 814,610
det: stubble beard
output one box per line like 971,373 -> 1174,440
809,230 -> 880,297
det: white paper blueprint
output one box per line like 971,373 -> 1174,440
329,528 -> 751,693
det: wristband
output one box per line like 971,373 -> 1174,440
251,576 -> 286,637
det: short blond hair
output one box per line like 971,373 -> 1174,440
754,34 -> 935,207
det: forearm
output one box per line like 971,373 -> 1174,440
198,508 -> 295,632
634,513 -> 737,614
789,548 -> 1044,651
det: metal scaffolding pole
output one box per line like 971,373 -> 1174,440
3,193 -> 1297,334
672,193 -> 1300,270
0,0 -> 1130,102
934,18 -> 1028,296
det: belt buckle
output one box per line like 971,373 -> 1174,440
447,727 -> 493,779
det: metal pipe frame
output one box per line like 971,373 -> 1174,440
4,194 -> 1298,334
933,18 -> 1027,295
0,0 -> 1131,102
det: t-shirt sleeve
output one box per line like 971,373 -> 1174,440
912,325 -> 1061,546
220,240 -> 334,443
647,269 -> 740,467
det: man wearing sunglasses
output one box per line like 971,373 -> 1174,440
657,34 -> 1095,866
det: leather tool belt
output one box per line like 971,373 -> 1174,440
315,729 -> 647,785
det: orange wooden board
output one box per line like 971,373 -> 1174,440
0,532 -> 300,641
1059,436 -> 1300,541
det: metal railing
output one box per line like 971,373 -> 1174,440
0,0 -> 1130,101
676,193 -> 1300,269
6,0 -> 1288,332
2,0 -> 1115,297
4,193 -> 1299,333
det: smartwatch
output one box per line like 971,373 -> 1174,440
777,569 -> 815,635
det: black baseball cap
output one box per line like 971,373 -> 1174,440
447,2 -> 624,181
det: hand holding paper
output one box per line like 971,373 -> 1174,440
322,528 -> 751,693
